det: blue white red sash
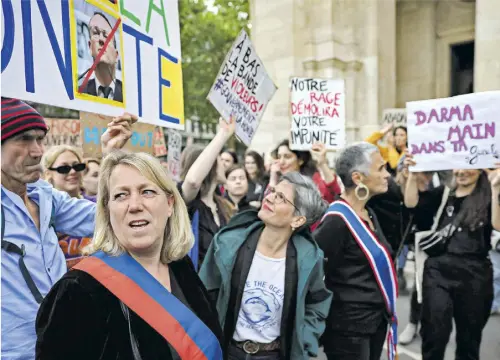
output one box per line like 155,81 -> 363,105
73,252 -> 222,360
322,200 -> 399,360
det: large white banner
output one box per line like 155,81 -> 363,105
1,0 -> 184,129
289,77 -> 345,150
207,30 -> 277,146
407,91 -> 500,172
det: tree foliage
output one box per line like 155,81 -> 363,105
179,0 -> 250,125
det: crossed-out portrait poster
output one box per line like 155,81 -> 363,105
1,0 -> 184,130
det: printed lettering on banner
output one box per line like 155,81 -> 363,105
1,0 -> 184,129
167,129 -> 182,182
407,91 -> 500,172
289,77 -> 346,150
382,109 -> 407,126
80,111 -> 154,158
43,118 -> 82,149
207,30 -> 277,146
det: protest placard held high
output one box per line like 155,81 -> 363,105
207,30 -> 277,146
289,77 -> 345,150
407,91 -> 500,172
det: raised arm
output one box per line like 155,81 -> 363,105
181,117 -> 235,203
403,154 -> 420,208
487,165 -> 500,231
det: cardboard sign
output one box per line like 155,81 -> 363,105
153,127 -> 168,157
407,91 -> 500,172
289,77 -> 345,150
1,0 -> 184,129
80,111 -> 154,158
167,130 -> 182,182
207,30 -> 277,145
382,108 -> 407,126
43,118 -> 82,149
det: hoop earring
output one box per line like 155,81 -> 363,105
354,183 -> 370,201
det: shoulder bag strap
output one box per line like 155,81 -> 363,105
120,301 -> 143,360
431,187 -> 451,232
1,204 -> 44,304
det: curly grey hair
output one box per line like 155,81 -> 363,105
335,142 -> 379,189
279,172 -> 327,225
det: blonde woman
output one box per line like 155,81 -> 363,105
36,151 -> 223,360
42,145 -> 95,268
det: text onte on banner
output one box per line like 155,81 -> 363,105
1,0 -> 184,129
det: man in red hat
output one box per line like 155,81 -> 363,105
1,97 -> 136,359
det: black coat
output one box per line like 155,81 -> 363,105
35,256 -> 222,360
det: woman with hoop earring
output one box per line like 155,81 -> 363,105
314,142 -> 398,360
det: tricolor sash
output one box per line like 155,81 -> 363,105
73,251 -> 223,360
322,200 -> 399,360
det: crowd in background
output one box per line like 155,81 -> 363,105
2,97 -> 499,360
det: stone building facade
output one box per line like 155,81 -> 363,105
249,0 -> 500,154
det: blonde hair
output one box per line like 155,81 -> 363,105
85,151 -> 194,263
42,145 -> 83,186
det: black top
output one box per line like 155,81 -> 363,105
416,185 -> 492,257
178,183 -> 227,266
314,204 -> 394,334
35,257 -> 222,360
246,179 -> 266,203
368,177 -> 412,250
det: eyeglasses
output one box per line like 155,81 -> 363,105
266,187 -> 300,213
49,163 -> 86,174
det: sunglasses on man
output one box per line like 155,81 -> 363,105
48,163 -> 86,174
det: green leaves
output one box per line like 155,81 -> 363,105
179,0 -> 249,126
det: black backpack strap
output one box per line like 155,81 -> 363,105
1,204 -> 44,304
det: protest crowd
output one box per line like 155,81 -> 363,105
1,1 -> 500,360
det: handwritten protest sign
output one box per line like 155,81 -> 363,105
80,111 -> 154,158
167,130 -> 182,182
289,77 -> 345,150
407,91 -> 500,172
153,127 -> 168,157
43,118 -> 82,149
207,30 -> 277,145
1,0 -> 184,129
382,109 -> 407,126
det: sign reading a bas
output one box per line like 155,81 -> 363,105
1,0 -> 184,129
407,91 -> 499,172
207,30 -> 277,146
44,118 -> 82,149
80,111 -> 154,158
382,109 -> 407,126
289,77 -> 345,151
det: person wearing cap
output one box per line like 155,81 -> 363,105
0,97 -> 134,359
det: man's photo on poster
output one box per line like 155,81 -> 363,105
74,1 -> 124,104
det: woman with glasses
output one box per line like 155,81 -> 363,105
199,172 -> 332,360
314,143 -> 397,360
42,145 -> 94,268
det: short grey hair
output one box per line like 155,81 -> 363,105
335,142 -> 379,189
279,172 -> 327,225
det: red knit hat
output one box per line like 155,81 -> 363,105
1,98 -> 48,142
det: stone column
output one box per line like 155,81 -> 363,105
474,0 -> 500,91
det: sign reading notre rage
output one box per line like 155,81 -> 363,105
289,77 -> 345,150
1,0 -> 184,129
407,91 -> 500,172
208,30 -> 277,145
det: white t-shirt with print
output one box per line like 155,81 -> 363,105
233,251 -> 286,343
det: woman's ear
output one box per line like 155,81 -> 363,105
351,171 -> 362,186
44,170 -> 53,184
291,215 -> 307,230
